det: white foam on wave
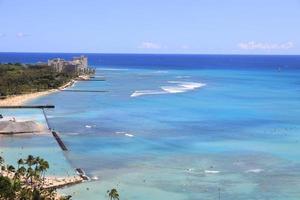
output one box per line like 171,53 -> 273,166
246,168 -> 264,173
91,176 -> 99,180
100,68 -> 128,71
186,168 -> 194,172
161,86 -> 185,93
131,81 -> 206,97
162,81 -> 206,93
204,170 -> 220,174
130,90 -> 167,97
115,131 -> 126,134
176,76 -> 191,78
153,70 -> 169,74
115,131 -> 134,137
170,81 -> 206,89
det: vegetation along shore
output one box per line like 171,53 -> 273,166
0,58 -> 94,106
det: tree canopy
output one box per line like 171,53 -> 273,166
0,155 -> 71,200
0,63 -> 75,97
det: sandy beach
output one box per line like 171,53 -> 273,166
1,170 -> 83,200
0,80 -> 75,106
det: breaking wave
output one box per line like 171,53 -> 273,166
246,168 -> 264,173
130,90 -> 167,97
125,133 -> 134,137
131,81 -> 206,97
204,170 -> 220,174
175,75 -> 191,78
115,131 -> 135,137
153,70 -> 169,74
99,68 -> 128,71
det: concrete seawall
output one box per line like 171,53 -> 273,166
52,131 -> 68,151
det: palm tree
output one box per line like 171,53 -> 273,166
14,166 -> 26,184
17,166 -> 26,177
26,167 -> 35,186
26,155 -> 35,168
0,156 -> 4,173
17,158 -> 24,170
38,159 -> 49,184
35,156 -> 41,166
25,155 -> 36,185
107,188 -> 120,200
7,165 -> 15,173
0,156 -> 4,165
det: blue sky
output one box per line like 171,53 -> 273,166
0,0 -> 299,54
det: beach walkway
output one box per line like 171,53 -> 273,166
43,176 -> 83,189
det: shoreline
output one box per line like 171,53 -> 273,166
0,75 -> 91,198
1,170 -> 84,200
0,79 -> 76,106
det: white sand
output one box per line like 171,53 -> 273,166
0,80 -> 75,106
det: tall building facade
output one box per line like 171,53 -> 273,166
48,56 -> 88,74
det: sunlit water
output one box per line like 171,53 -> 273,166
1,54 -> 300,199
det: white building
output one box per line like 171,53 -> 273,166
48,58 -> 65,72
48,56 -> 88,74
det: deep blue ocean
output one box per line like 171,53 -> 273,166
1,52 -> 300,70
1,53 -> 300,200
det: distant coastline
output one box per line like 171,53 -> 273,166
0,55 -> 93,106
0,79 -> 75,106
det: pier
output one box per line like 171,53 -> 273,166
0,105 -> 55,109
43,176 -> 83,189
42,108 -> 51,130
52,131 -> 68,151
76,168 -> 90,180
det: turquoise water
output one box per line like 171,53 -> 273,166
0,109 -> 75,176
1,66 -> 300,199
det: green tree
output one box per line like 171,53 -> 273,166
17,158 -> 24,169
0,156 -> 4,172
7,165 -> 16,173
107,188 -> 120,200
26,155 -> 35,167
0,176 -> 15,199
0,155 -> 75,200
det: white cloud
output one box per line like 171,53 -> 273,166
238,41 -> 294,50
139,42 -> 162,49
16,32 -> 29,38
181,45 -> 190,50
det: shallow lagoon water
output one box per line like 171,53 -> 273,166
0,109 -> 75,176
1,64 -> 300,199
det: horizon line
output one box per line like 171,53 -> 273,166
0,51 -> 300,57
